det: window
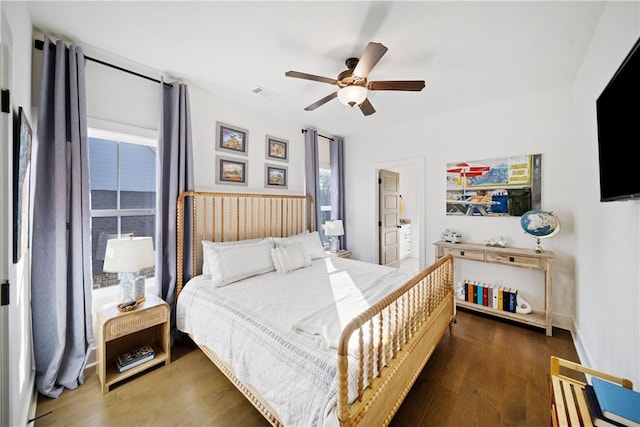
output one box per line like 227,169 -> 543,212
88,127 -> 157,291
319,168 -> 332,226
318,138 -> 332,246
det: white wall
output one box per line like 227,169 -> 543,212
1,2 -> 35,426
346,85 -> 576,329
572,1 -> 640,388
189,85 -> 305,194
343,0 -> 640,388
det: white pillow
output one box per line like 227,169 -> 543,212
201,238 -> 273,276
203,239 -> 275,287
273,231 -> 325,260
271,242 -> 312,274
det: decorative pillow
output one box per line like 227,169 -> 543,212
201,238 -> 272,276
273,231 -> 325,260
271,242 -> 312,274
203,239 -> 275,287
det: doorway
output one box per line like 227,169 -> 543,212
378,169 -> 400,267
375,157 -> 425,275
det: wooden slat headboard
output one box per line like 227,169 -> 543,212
176,191 -> 315,295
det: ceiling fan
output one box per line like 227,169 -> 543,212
285,42 -> 425,116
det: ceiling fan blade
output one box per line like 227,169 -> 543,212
304,92 -> 338,111
285,71 -> 337,85
353,42 -> 388,79
368,80 -> 426,91
359,98 -> 376,116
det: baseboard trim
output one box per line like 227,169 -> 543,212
27,385 -> 38,425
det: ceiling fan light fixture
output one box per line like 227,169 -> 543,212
337,85 -> 367,107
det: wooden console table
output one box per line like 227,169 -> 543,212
434,240 -> 554,336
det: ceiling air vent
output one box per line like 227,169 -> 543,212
252,86 -> 277,99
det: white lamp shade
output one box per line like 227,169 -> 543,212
337,86 -> 367,106
103,236 -> 155,273
325,220 -> 344,237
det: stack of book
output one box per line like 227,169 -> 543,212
461,279 -> 518,313
584,377 -> 640,427
116,344 -> 155,373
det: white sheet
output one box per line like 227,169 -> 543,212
176,256 -> 412,427
292,267 -> 411,351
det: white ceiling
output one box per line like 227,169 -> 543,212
26,1 -> 605,137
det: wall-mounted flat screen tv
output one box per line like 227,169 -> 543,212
597,36 -> 640,202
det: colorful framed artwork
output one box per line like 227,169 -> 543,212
215,156 -> 248,186
215,121 -> 248,156
445,153 -> 542,217
265,135 -> 288,162
13,107 -> 33,263
264,164 -> 288,189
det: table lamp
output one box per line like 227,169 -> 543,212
103,235 -> 155,304
324,220 -> 344,252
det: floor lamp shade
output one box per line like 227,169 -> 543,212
103,236 -> 155,303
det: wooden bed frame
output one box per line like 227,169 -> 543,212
176,190 -> 455,427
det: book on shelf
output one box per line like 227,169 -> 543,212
116,344 -> 155,373
508,288 -> 517,313
584,384 -> 626,427
592,377 -> 640,427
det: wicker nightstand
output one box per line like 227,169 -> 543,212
97,293 -> 170,393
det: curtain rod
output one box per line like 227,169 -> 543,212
34,39 -> 172,87
301,129 -> 333,141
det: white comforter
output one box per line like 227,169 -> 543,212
176,256 -> 412,427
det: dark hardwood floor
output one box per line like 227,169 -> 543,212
34,309 -> 580,427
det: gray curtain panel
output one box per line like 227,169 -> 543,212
304,129 -> 322,237
330,137 -> 346,249
156,80 -> 194,343
32,36 -> 94,398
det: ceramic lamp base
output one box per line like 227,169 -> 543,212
119,271 -> 145,303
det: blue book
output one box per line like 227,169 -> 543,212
592,377 -> 640,427
508,289 -> 517,313
584,384 -> 626,427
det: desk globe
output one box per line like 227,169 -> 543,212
520,209 -> 560,252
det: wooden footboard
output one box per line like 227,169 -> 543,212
337,254 -> 455,427
176,191 -> 455,427
187,256 -> 454,427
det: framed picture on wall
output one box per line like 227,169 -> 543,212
215,156 -> 248,186
215,121 -> 248,156
13,107 -> 33,263
445,153 -> 542,217
264,164 -> 288,189
265,135 -> 288,162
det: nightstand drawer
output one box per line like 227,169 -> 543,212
486,252 -> 541,268
440,247 -> 485,261
105,305 -> 168,341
